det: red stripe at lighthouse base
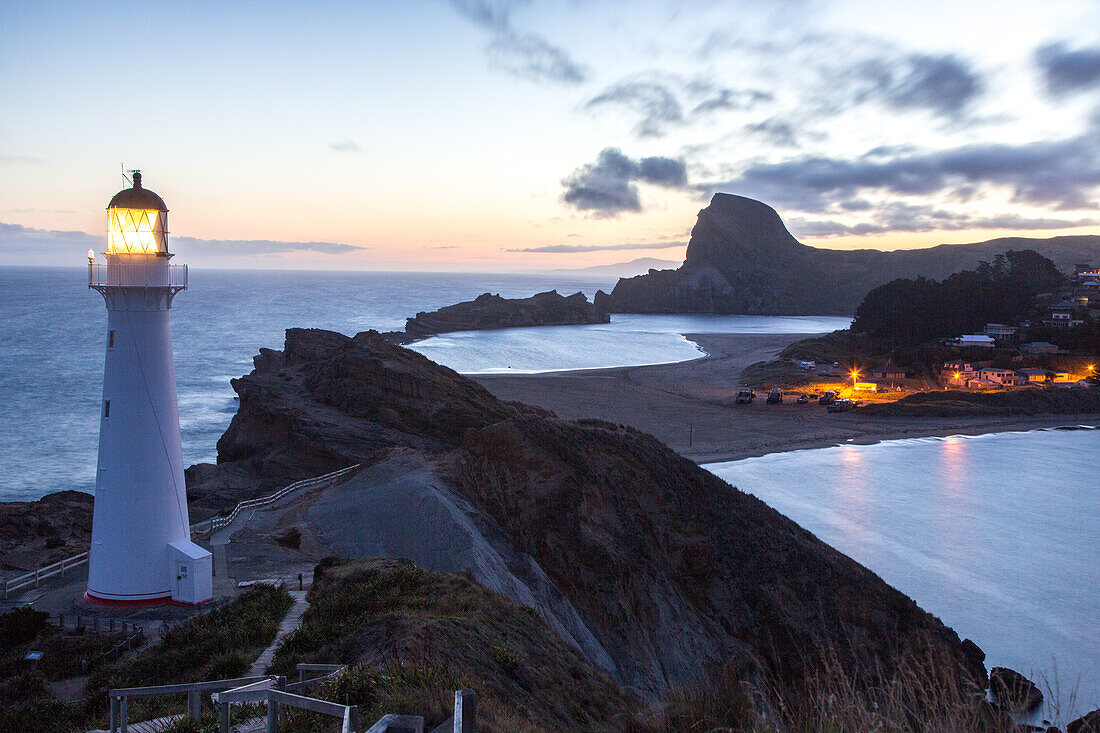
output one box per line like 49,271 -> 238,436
84,589 -> 173,607
84,589 -> 214,607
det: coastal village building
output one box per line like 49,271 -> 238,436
954,334 -> 996,348
983,323 -> 1017,338
85,173 -> 212,606
978,368 -> 1026,387
1017,368 -> 1053,383
871,361 -> 908,380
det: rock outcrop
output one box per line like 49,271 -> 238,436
0,491 -> 93,575
188,327 -> 987,698
1068,709 -> 1100,733
601,193 -> 1100,315
403,290 -> 608,339
990,666 -> 1044,713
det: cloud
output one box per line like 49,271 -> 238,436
585,82 -> 683,137
488,32 -> 586,84
0,155 -> 44,164
174,237 -> 367,256
329,139 -> 362,153
507,240 -> 687,253
561,148 -> 689,217
704,132 -> 1100,213
584,75 -> 771,137
445,0 -> 586,84
1036,43 -> 1100,97
0,222 -> 366,257
790,207 -> 1098,238
743,118 -> 801,147
690,87 -> 772,116
851,53 -> 983,118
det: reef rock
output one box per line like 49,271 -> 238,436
403,290 -> 608,339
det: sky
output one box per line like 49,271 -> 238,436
1,0 -> 1099,271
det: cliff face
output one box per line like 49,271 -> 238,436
403,290 -> 608,339
189,327 -> 986,697
601,193 -> 1100,315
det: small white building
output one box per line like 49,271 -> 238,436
984,323 -> 1017,337
955,334 -> 996,348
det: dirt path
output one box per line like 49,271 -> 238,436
248,589 -> 308,676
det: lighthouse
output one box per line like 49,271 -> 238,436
86,172 -> 212,606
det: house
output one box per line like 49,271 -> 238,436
872,360 -> 908,379
1017,368 -> 1052,383
1020,341 -> 1059,354
979,368 -> 1018,386
955,334 -> 995,348
941,360 -> 978,383
1042,301 -> 1084,328
965,378 -> 999,390
984,323 -> 1017,337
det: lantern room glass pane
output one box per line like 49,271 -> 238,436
106,208 -> 166,254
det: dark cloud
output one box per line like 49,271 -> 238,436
585,82 -> 683,137
445,0 -> 586,84
688,87 -> 772,116
329,139 -> 362,153
1036,43 -> 1100,97
561,148 -> 689,217
488,32 -> 586,84
507,240 -> 687,253
743,118 -> 800,147
585,76 -> 771,137
790,207 -> 1097,238
0,222 -> 366,257
852,53 -> 983,118
705,133 -> 1100,212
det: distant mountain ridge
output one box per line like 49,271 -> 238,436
545,257 -> 682,278
597,194 -> 1100,315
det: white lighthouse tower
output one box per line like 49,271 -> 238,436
86,172 -> 212,606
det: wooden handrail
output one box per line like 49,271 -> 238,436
4,464 -> 359,599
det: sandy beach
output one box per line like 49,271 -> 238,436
474,332 -> 1100,464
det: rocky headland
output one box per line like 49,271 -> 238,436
598,193 -> 1100,315
396,289 -> 608,342
182,327 -> 987,699
0,491 -> 92,575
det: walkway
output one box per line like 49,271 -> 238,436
248,589 -> 309,676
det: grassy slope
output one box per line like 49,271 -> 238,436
269,558 -> 641,733
0,584 -> 292,733
858,387 -> 1100,416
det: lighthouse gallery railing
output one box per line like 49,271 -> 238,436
88,262 -> 188,290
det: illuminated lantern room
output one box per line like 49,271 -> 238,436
106,171 -> 169,255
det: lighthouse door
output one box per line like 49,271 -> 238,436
175,561 -> 189,600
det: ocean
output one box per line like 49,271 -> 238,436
0,266 -> 847,502
706,429 -> 1100,717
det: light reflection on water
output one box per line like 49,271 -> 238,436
706,429 -> 1100,718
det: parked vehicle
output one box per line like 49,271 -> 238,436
735,388 -> 755,404
766,388 -> 783,404
827,398 -> 854,413
796,393 -> 809,404
819,391 -> 837,405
